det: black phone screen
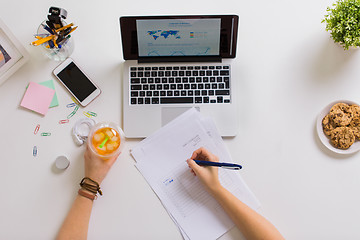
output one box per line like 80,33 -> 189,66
57,62 -> 97,102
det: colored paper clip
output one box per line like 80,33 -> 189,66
34,124 -> 40,135
71,97 -> 78,104
66,102 -> 76,108
33,146 -> 37,157
67,111 -> 76,119
41,132 -> 51,136
87,111 -> 97,117
83,111 -> 92,118
67,105 -> 80,119
59,119 -> 69,124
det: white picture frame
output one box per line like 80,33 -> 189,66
0,18 -> 30,86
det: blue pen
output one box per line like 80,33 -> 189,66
41,24 -> 54,34
194,160 -> 242,170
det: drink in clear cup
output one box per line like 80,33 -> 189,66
88,122 -> 124,160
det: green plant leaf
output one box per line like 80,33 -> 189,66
323,0 -> 360,50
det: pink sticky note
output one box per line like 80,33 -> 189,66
20,82 -> 55,115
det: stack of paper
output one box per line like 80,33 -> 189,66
131,108 -> 261,240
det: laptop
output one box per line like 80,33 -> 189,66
119,15 -> 239,138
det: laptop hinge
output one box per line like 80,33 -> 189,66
138,56 -> 222,63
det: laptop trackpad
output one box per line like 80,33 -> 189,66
161,107 -> 198,126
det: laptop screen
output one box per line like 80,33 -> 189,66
136,19 -> 221,57
120,15 -> 239,61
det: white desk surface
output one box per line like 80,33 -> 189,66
1,0 -> 360,239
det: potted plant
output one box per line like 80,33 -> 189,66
322,0 -> 360,50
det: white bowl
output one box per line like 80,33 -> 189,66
316,100 -> 360,154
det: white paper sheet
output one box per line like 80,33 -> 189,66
132,108 -> 260,240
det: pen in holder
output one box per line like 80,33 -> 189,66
35,20 -> 74,61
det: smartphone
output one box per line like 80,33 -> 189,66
53,58 -> 101,106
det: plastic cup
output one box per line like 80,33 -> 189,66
88,122 -> 125,160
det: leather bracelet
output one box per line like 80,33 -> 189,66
78,189 -> 96,201
80,177 -> 103,196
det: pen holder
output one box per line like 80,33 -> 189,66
87,122 -> 125,160
36,20 -> 74,61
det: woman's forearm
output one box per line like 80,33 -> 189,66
211,186 -> 284,240
56,194 -> 93,240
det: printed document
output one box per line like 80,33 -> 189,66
131,108 -> 260,240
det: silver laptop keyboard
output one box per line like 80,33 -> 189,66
129,65 -> 231,105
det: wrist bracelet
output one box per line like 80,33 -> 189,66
78,189 -> 96,201
79,177 -> 103,198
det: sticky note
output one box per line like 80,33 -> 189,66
20,82 -> 55,115
39,80 -> 59,107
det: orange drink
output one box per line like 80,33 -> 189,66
88,122 -> 124,160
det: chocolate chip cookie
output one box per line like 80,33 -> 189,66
322,114 -> 336,137
330,126 -> 355,149
350,104 -> 360,118
329,103 -> 353,126
350,116 -> 360,140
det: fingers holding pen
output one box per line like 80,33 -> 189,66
191,147 -> 219,163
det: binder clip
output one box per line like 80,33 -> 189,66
47,7 -> 68,29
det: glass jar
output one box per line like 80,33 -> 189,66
36,21 -> 74,61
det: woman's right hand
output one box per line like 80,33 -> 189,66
84,146 -> 119,185
186,147 -> 222,194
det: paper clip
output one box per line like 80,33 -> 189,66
83,111 -> 92,118
33,146 -> 37,157
87,111 -> 97,117
71,97 -> 78,104
41,132 -> 51,136
34,124 -> 40,135
59,119 -> 69,124
66,103 -> 76,108
67,103 -> 80,119
67,111 -> 76,119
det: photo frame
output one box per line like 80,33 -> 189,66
0,18 -> 30,86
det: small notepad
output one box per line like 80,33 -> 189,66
39,80 -> 59,108
20,82 -> 55,115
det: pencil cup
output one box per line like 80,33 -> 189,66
88,122 -> 125,160
36,21 -> 74,61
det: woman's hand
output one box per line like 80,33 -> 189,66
187,147 -> 222,194
84,146 -> 119,185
